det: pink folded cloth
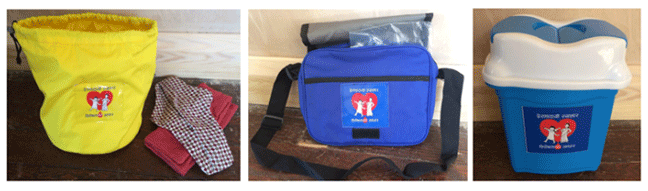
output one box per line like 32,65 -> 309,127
218,103 -> 238,129
145,128 -> 196,176
198,83 -> 239,129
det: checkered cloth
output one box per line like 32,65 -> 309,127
151,76 -> 233,175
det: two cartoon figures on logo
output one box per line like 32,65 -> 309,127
353,98 -> 375,117
89,94 -> 110,111
543,123 -> 572,144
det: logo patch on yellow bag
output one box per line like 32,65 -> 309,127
76,83 -> 122,121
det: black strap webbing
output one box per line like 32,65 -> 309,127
8,21 -> 23,65
250,64 -> 464,180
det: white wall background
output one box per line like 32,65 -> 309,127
7,10 -> 241,80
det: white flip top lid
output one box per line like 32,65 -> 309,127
483,15 -> 631,90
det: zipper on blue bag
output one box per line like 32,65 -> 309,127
304,75 -> 429,84
308,44 -> 427,53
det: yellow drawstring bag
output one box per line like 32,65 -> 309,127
11,13 -> 158,154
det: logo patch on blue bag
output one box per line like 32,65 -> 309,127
341,82 -> 389,128
523,106 -> 593,153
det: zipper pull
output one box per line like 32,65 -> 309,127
8,20 -> 22,65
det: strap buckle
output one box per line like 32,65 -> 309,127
261,114 -> 284,131
284,63 -> 301,81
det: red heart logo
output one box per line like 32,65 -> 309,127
86,91 -> 113,111
539,118 -> 576,143
351,93 -> 378,116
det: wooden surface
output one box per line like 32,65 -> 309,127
473,9 -> 641,66
248,56 -> 471,122
473,121 -> 640,180
248,104 -> 468,180
155,33 -> 240,79
473,65 -> 641,121
7,10 -> 240,80
7,71 -> 240,180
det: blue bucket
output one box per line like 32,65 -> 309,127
489,86 -> 618,174
483,15 -> 631,174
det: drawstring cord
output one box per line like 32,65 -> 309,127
8,20 -> 22,65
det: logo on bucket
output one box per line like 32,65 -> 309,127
80,85 -> 119,119
341,82 -> 388,128
523,106 -> 592,153
87,91 -> 113,111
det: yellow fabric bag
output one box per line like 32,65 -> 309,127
12,13 -> 158,154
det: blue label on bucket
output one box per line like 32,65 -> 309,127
523,106 -> 593,153
341,82 -> 389,128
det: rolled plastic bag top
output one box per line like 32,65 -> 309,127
300,13 -> 432,49
12,13 -> 158,154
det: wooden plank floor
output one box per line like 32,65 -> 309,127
7,71 -> 240,180
473,121 -> 641,180
248,104 -> 468,181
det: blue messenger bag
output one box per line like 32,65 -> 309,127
251,13 -> 464,180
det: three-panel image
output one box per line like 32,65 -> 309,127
5,8 -> 640,183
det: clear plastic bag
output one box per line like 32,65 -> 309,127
350,21 -> 430,48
